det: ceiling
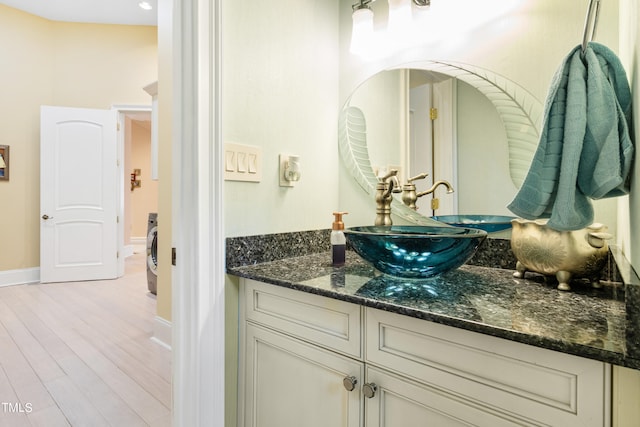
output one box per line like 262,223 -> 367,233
0,0 -> 157,26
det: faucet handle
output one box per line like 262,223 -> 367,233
378,169 -> 398,182
407,173 -> 429,183
390,175 -> 402,193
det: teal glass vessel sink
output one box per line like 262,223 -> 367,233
430,215 -> 516,233
344,225 -> 487,279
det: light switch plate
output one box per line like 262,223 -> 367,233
224,143 -> 262,182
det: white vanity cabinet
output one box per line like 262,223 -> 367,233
243,323 -> 363,427
239,278 -> 364,427
239,278 -> 611,427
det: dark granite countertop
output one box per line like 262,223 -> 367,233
226,231 -> 640,370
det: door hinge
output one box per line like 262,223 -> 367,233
117,251 -> 120,258
431,198 -> 440,210
172,248 -> 177,266
430,107 -> 438,120
116,215 -> 119,223
117,122 -> 120,131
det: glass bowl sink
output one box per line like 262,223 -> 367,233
430,215 -> 516,233
344,225 -> 487,279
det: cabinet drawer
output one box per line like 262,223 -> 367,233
243,279 -> 362,358
365,308 -> 610,427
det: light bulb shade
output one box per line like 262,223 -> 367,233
350,7 -> 374,56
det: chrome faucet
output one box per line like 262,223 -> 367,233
402,173 -> 455,211
374,169 -> 400,226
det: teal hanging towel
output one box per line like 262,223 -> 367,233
507,42 -> 634,231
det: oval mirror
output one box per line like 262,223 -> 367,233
339,61 -> 544,228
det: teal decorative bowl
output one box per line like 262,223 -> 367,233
431,215 -> 516,233
345,225 -> 487,279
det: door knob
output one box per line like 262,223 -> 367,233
363,383 -> 377,399
342,376 -> 358,392
42,214 -> 53,220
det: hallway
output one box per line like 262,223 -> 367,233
0,252 -> 171,426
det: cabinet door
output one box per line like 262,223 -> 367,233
364,366 -> 523,427
244,323 -> 363,427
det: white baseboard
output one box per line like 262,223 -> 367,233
0,267 -> 40,287
126,237 -> 147,258
123,245 -> 135,258
151,316 -> 172,350
131,236 -> 146,246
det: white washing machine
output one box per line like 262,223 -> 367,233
147,213 -> 158,295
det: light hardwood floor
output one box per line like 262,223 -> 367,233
0,252 -> 171,427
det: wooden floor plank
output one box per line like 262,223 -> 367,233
12,285 -> 171,423
0,298 -> 66,383
0,365 -> 32,427
43,376 -> 110,427
0,316 -> 59,413
56,356 -> 149,427
5,285 -> 151,426
27,405 -> 71,427
0,253 -> 171,426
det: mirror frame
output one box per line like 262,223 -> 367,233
339,60 -> 544,225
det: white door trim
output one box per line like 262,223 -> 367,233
432,79 -> 458,215
172,0 -> 224,426
112,105 -> 152,277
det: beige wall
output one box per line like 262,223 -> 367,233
129,120 -> 158,238
0,6 -> 53,270
155,0 -> 172,322
0,5 -> 157,272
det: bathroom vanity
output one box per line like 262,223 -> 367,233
227,232 -> 640,427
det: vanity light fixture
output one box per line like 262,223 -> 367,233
350,0 -> 375,55
351,0 -> 431,58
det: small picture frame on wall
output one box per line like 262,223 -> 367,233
0,145 -> 9,181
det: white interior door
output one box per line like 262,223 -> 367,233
409,83 -> 434,214
409,78 -> 457,216
40,105 -> 119,283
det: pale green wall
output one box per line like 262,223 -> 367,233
619,0 -> 640,270
222,0 -> 340,238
